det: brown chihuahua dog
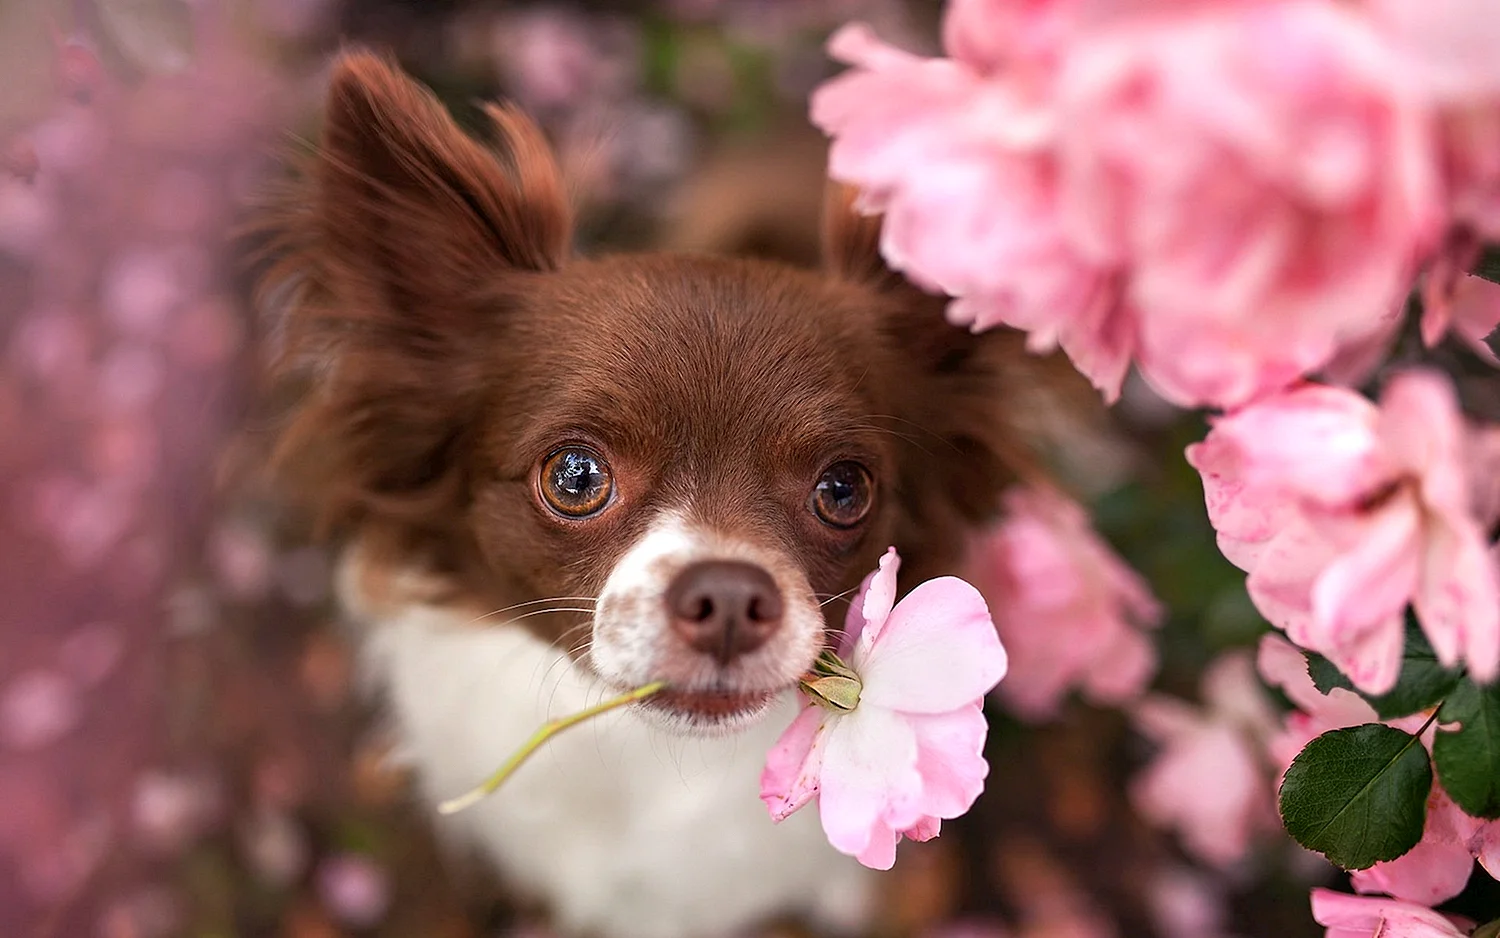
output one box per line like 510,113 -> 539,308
261,50 -> 1035,938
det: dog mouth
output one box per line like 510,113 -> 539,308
640,686 -> 779,723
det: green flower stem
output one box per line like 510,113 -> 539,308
438,681 -> 667,815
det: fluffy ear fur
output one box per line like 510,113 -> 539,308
259,50 -> 570,548
821,182 -> 1041,581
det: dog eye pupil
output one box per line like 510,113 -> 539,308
811,461 -> 873,529
540,447 -> 613,517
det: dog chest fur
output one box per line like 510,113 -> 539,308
348,562 -> 873,938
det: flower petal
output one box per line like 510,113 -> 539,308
1350,840 -> 1475,906
1413,511 -> 1500,680
1308,499 -> 1421,694
817,706 -> 921,860
901,705 -> 990,820
856,547 -> 902,653
854,822 -> 901,871
858,577 -> 1007,713
759,704 -> 829,823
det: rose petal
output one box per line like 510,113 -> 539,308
817,706 -> 921,860
760,704 -> 829,822
858,577 -> 1006,713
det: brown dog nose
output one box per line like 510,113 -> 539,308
665,561 -> 784,665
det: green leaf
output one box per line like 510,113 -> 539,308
1434,680 -> 1500,819
1475,245 -> 1500,286
1306,652 -> 1352,695
1278,723 -> 1432,869
1304,620 -> 1463,719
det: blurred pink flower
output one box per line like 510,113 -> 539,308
1145,866 -> 1233,938
316,853 -> 391,928
1129,652 -> 1279,868
1364,0 -> 1500,236
941,0 -> 1075,76
761,547 -> 1006,870
0,670 -> 81,751
1188,374 -> 1500,694
132,770 -> 222,854
209,521 -> 274,600
966,486 -> 1161,720
812,23 -> 1135,402
57,622 -> 125,687
810,1 -> 1458,408
1057,0 -> 1440,408
492,9 -> 639,112
1367,0 -> 1500,98
240,809 -> 309,886
1310,888 -> 1468,938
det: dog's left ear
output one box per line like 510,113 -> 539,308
821,181 -> 1040,580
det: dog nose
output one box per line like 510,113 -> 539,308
665,561 -> 784,664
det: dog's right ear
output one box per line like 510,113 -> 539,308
259,51 -> 571,543
316,50 -> 571,312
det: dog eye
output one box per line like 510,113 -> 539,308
810,461 -> 873,529
540,447 -> 613,517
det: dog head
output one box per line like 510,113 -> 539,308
262,52 -> 1037,733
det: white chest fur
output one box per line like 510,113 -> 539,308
352,597 -> 874,938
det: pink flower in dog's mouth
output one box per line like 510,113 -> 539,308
759,547 -> 1007,870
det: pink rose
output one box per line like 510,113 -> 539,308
941,0 -> 1077,77
966,487 -> 1161,721
1309,888 -> 1468,938
760,548 -> 1007,870
1188,374 -> 1500,694
1129,653 -> 1279,868
811,24 -> 1135,401
1366,0 -> 1500,99
1058,0 -> 1441,408
1364,0 -> 1500,238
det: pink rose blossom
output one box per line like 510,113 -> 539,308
1366,0 -> 1500,238
1129,652 -> 1280,868
1309,888 -> 1468,938
760,547 -> 1007,870
811,23 -> 1135,402
941,0 -> 1076,77
1189,374 -> 1500,694
1366,0 -> 1500,99
316,853 -> 391,929
1057,0 -> 1441,408
965,487 -> 1161,720
810,0 -> 1452,408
